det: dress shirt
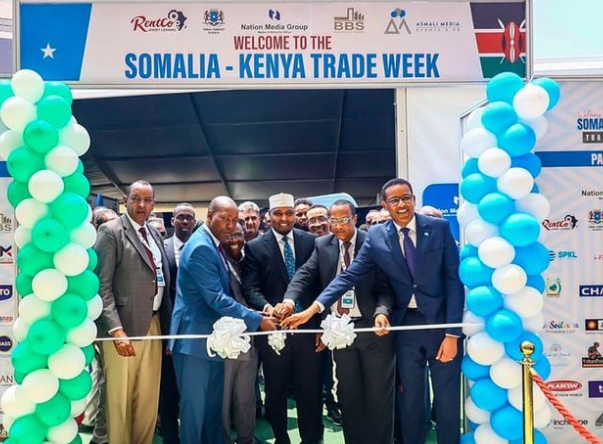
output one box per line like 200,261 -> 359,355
272,228 -> 296,262
173,235 -> 184,267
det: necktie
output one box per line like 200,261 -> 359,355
139,227 -> 158,293
283,236 -> 302,312
337,242 -> 352,316
401,227 -> 416,278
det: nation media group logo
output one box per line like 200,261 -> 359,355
131,10 -> 188,32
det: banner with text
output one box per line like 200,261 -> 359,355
17,1 -> 526,86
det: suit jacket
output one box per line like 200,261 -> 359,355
242,229 -> 319,318
95,214 -> 172,338
169,225 -> 262,360
284,230 -> 393,323
316,214 -> 464,336
164,236 -> 179,304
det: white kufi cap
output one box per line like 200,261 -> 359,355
269,193 -> 294,209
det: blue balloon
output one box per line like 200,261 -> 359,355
513,242 -> 550,275
505,331 -> 544,361
478,192 -> 515,224
512,153 -> 542,178
460,245 -> 478,261
462,355 -> 491,381
500,213 -> 541,247
511,429 -> 547,444
486,309 -> 524,343
526,274 -> 545,293
468,420 -> 479,431
462,158 -> 480,178
467,286 -> 503,317
461,173 -> 497,204
461,432 -> 476,444
531,183 -> 540,193
470,378 -> 508,411
481,102 -> 518,135
532,77 -> 560,110
491,404 -> 523,440
499,123 -> 537,157
487,72 -> 525,104
534,355 -> 551,379
459,257 -> 494,288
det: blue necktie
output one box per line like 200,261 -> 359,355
283,236 -> 303,312
401,228 -> 416,278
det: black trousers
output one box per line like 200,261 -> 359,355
159,351 -> 180,444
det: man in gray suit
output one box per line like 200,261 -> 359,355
95,180 -> 172,444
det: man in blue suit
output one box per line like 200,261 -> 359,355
170,196 -> 276,444
282,179 -> 464,444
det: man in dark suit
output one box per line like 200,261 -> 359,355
170,196 -> 276,444
95,180 -> 172,444
282,179 -> 464,444
242,193 -> 323,444
159,203 -> 196,444
281,199 -> 396,444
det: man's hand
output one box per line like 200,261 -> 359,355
263,305 -> 275,317
374,314 -> 391,337
273,302 -> 294,319
280,304 -> 319,329
436,336 -> 459,363
110,329 -> 136,357
259,316 -> 278,331
315,333 -> 326,352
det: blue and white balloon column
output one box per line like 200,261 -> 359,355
459,73 -> 560,444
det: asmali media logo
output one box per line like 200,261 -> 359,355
385,9 -> 411,35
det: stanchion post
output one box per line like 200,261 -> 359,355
521,341 -> 535,444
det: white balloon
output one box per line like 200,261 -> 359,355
66,318 -> 97,347
497,168 -> 534,200
461,127 -> 498,158
70,398 -> 87,417
467,332 -> 506,366
523,312 -> 544,333
85,203 -> 93,223
0,385 -> 36,417
465,396 -> 491,424
508,384 -> 547,412
474,423 -> 508,444
490,357 -> 522,389
59,123 -> 90,156
537,227 -> 548,244
520,115 -> 548,141
513,84 -> 550,120
3,414 -> 15,434
32,269 -> 68,302
47,417 -> 78,444
0,130 -> 24,161
53,243 -> 89,276
15,198 -> 49,229
13,225 -> 32,248
70,221 -> 97,249
465,107 -> 485,133
12,317 -> 31,342
463,310 -> 485,337
465,219 -> 499,247
534,403 -> 552,428
492,264 -> 527,295
0,96 -> 37,132
87,294 -> 103,320
478,237 -> 515,268
22,369 -> 59,403
11,69 -> 45,103
28,169 -> 65,203
45,145 -> 79,177
18,294 -> 51,324
515,193 -> 550,221
478,148 -> 512,178
48,344 -> 86,380
457,202 -> 480,228
504,286 -> 544,319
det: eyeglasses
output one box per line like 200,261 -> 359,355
328,216 -> 354,225
386,195 -> 414,206
175,215 -> 195,222
308,216 -> 329,225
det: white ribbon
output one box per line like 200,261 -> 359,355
320,314 -> 357,350
267,331 -> 287,355
206,317 -> 251,359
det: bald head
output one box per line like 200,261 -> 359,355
207,196 -> 239,241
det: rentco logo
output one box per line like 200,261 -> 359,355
549,250 -> 578,261
0,336 -> 12,353
545,277 -> 562,297
131,10 -> 187,32
334,8 -> 364,32
580,285 -> 603,297
385,8 -> 411,35
586,319 -> 603,332
589,381 -> 603,398
0,245 -> 12,264
542,215 -> 578,231
547,380 -> 582,392
0,285 -> 12,301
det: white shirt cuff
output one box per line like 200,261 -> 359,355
315,301 -> 325,313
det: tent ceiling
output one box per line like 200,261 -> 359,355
76,88 -> 396,207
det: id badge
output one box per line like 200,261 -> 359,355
341,289 -> 355,309
156,268 -> 166,287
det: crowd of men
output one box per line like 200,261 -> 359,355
89,178 -> 464,444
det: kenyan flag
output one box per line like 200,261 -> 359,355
470,2 -> 526,79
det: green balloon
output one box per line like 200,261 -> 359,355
50,192 -> 89,229
6,147 -> 44,182
23,119 -> 59,155
76,159 -> 84,175
43,82 -> 73,105
28,319 -> 67,355
6,414 -> 47,444
0,79 -> 13,107
67,270 -> 100,301
82,344 -> 95,366
7,180 -> 32,207
11,341 -> 48,374
63,172 -> 90,198
59,369 -> 93,400
68,435 -> 83,444
35,392 -> 71,426
51,294 -> 87,329
15,273 -> 34,296
37,95 -> 72,129
87,248 -> 98,271
16,244 -> 54,277
31,219 -> 70,253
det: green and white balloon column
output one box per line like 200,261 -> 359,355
0,70 -> 100,444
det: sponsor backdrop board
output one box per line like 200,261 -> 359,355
17,1 -> 526,86
535,81 -> 603,441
